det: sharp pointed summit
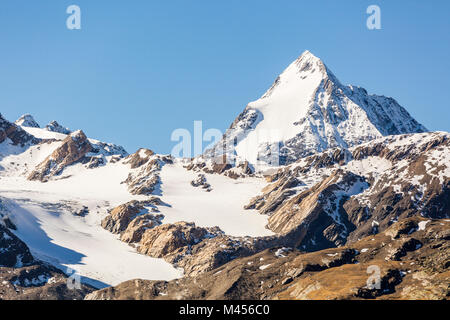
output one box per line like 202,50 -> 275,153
207,50 -> 427,167
14,114 -> 40,128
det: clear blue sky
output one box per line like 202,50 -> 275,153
0,0 -> 449,154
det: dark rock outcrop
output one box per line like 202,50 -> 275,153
0,113 -> 39,147
122,149 -> 172,196
28,130 -> 92,182
0,225 -> 34,268
101,199 -> 164,243
245,132 -> 450,252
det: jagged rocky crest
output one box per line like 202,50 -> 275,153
14,114 -> 40,128
246,132 -> 449,251
45,120 -> 71,134
206,51 -> 426,167
0,114 -> 40,147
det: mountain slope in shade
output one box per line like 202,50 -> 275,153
0,113 -> 40,147
209,51 -> 427,167
14,114 -> 40,128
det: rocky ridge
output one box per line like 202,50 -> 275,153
45,120 -> 71,134
85,217 -> 449,300
205,51 -> 426,168
245,132 -> 449,251
27,130 -> 127,182
122,148 -> 173,196
0,114 -> 40,147
14,114 -> 40,128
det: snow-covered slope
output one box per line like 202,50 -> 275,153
157,160 -> 273,237
207,50 -> 427,168
0,120 -> 184,287
0,115 -> 273,287
4,197 -> 182,288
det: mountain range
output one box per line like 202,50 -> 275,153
0,51 -> 448,300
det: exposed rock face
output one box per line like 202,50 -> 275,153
0,201 -> 16,230
0,113 -> 39,147
184,157 -> 255,179
162,233 -> 280,277
102,200 -> 148,234
26,128 -> 128,181
267,169 -> 368,250
190,174 -> 212,191
14,114 -> 40,128
122,149 -> 173,196
0,263 -> 92,300
125,148 -> 155,169
102,204 -> 279,277
0,225 -> 92,300
101,198 -> 164,243
245,132 -> 450,251
45,120 -> 71,134
204,51 -> 426,167
137,222 -> 218,258
28,130 -> 93,182
120,213 -> 164,244
85,217 -> 449,300
277,218 -> 450,300
0,225 -> 34,268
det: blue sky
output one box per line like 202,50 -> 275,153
0,0 -> 449,154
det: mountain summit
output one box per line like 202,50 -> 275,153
45,120 -> 71,134
14,114 -> 40,128
209,51 -> 427,167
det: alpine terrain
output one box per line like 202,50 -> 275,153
0,51 -> 448,300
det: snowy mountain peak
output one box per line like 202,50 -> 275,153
293,50 -> 327,72
0,113 -> 39,146
294,50 -> 322,66
261,50 -> 329,100
70,129 -> 86,140
14,114 -> 40,128
207,50 -> 427,168
45,120 -> 71,135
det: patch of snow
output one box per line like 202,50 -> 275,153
8,200 -> 182,288
274,248 -> 290,258
418,220 -> 431,231
157,160 -> 273,237
21,127 -> 68,141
